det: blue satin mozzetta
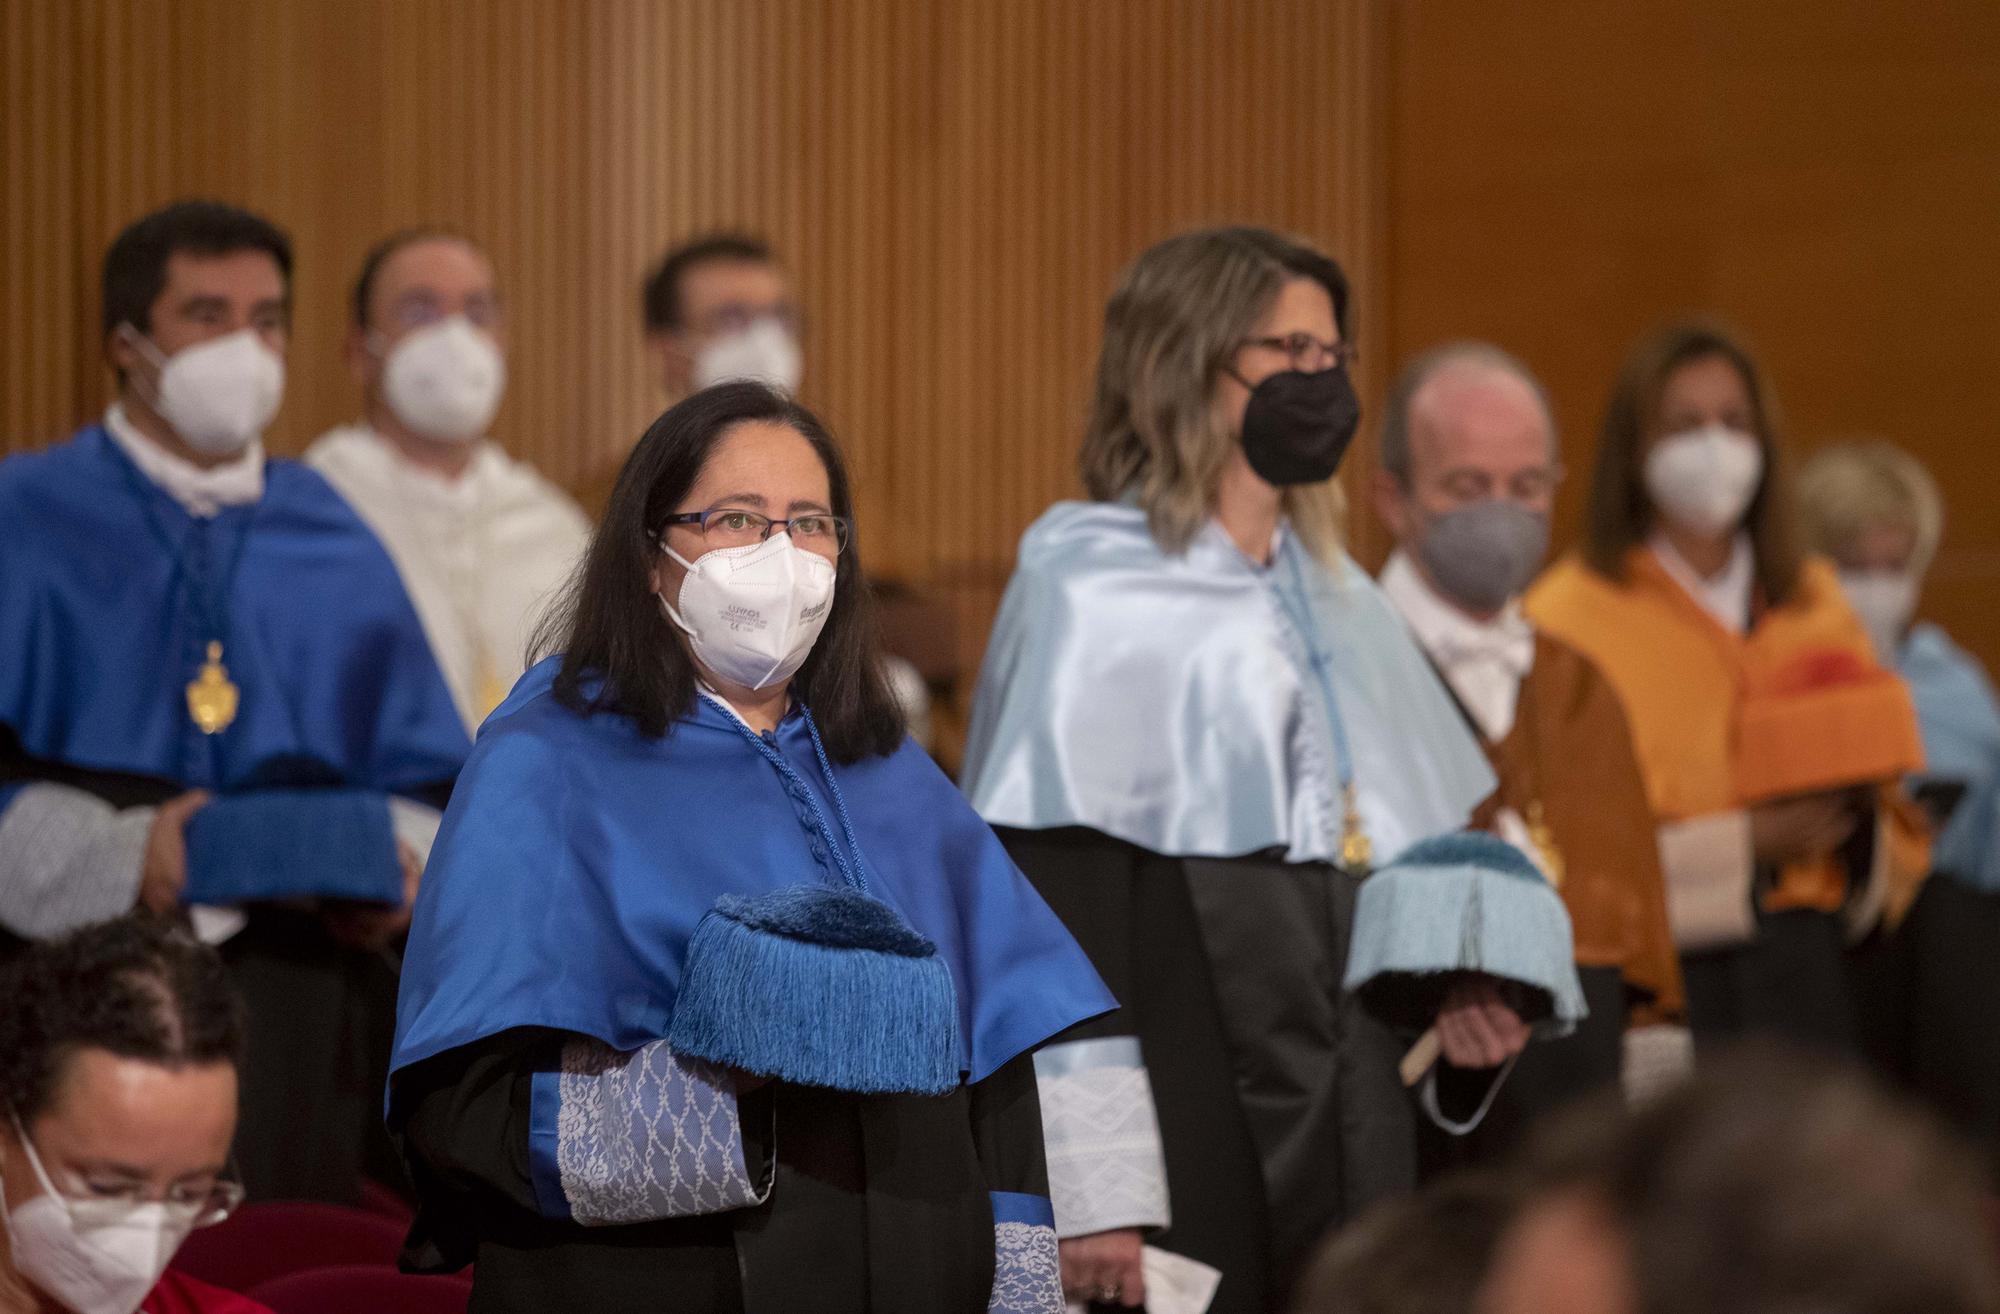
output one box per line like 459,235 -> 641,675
1901,623 -> 2000,892
389,657 -> 1115,1100
962,502 -> 1495,865
0,427 -> 467,793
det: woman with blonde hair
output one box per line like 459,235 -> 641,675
1527,321 -> 1926,1056
1798,439 -> 2000,1176
963,227 -> 1526,1311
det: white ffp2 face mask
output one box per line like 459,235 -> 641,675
1839,569 -> 1920,661
125,326 -> 284,458
380,315 -> 507,443
659,533 -> 836,690
1643,422 -> 1764,540
693,318 -> 803,394
1,1119 -> 197,1314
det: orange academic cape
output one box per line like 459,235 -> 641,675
1469,633 -> 1686,1025
1527,550 -> 1927,924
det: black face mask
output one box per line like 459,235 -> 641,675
1238,364 -> 1361,486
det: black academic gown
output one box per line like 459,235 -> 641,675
998,826 -> 1416,1312
395,1032 -> 1048,1313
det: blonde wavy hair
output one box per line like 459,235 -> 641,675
1796,439 -> 1944,574
1078,226 -> 1352,562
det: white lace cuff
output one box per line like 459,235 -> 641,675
989,1193 -> 1064,1313
530,1036 -> 772,1226
1032,1037 -> 1171,1238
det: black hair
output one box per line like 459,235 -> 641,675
535,380 -> 905,762
350,227 -> 483,331
0,914 -> 246,1122
641,232 -> 776,332
101,200 -> 292,339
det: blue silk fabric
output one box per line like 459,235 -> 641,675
1900,623 -> 2000,892
962,501 -> 1495,865
390,657 -> 1115,1102
0,427 -> 468,794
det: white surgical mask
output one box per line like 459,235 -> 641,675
1643,422 -> 1764,539
124,326 -> 284,457
379,316 -> 506,443
1839,569 -> 1919,661
693,318 -> 803,394
1,1117 -> 196,1314
659,533 -> 835,691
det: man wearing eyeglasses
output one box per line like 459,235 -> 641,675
307,231 -> 590,731
0,916 -> 265,1313
1371,341 -> 1687,1168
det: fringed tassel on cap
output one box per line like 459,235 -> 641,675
667,885 -> 962,1096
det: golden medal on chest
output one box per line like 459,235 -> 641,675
1339,781 -> 1375,875
185,640 -> 240,735
1524,798 -> 1566,890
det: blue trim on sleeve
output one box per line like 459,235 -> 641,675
989,1191 -> 1056,1229
527,1067 -> 572,1222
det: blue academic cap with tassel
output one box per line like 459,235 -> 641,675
668,883 -> 963,1096
1342,829 -> 1587,1041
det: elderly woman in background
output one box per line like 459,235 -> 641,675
963,226 -> 1528,1312
1527,321 -> 1927,1059
0,915 -> 261,1314
1797,440 -> 2000,1178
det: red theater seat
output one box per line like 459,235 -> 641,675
248,1266 -> 472,1314
170,1201 -> 407,1293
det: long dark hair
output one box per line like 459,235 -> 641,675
535,382 -> 905,762
1582,318 -> 1804,606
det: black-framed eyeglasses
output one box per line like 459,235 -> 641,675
1238,332 -> 1356,373
659,506 -> 850,556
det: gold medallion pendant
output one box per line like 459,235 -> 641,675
1339,781 -> 1375,875
1525,799 -> 1566,889
185,640 -> 240,735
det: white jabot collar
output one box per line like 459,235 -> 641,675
1380,550 -> 1534,741
103,402 -> 264,518
1649,530 -> 1754,634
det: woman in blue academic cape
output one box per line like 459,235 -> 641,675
387,382 -> 1114,1313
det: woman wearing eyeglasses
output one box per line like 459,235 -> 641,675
962,227 -> 1527,1312
388,382 -> 1113,1312
0,915 -> 259,1314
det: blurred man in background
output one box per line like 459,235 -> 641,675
308,230 -> 588,730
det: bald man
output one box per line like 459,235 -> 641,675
307,231 -> 588,731
1373,343 -> 1685,1167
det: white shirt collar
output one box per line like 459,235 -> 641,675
1648,530 -> 1754,634
103,402 -> 264,518
1380,549 -> 1534,741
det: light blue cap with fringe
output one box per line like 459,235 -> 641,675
1342,829 -> 1587,1038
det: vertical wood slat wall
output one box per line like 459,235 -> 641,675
2,0 -> 1389,740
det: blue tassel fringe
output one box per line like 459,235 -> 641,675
668,886 -> 962,1095
1343,829 -> 1588,1038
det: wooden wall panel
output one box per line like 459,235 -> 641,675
1383,0 -> 2000,672
3,0 -> 1388,753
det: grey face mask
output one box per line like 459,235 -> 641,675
1414,500 -> 1551,614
